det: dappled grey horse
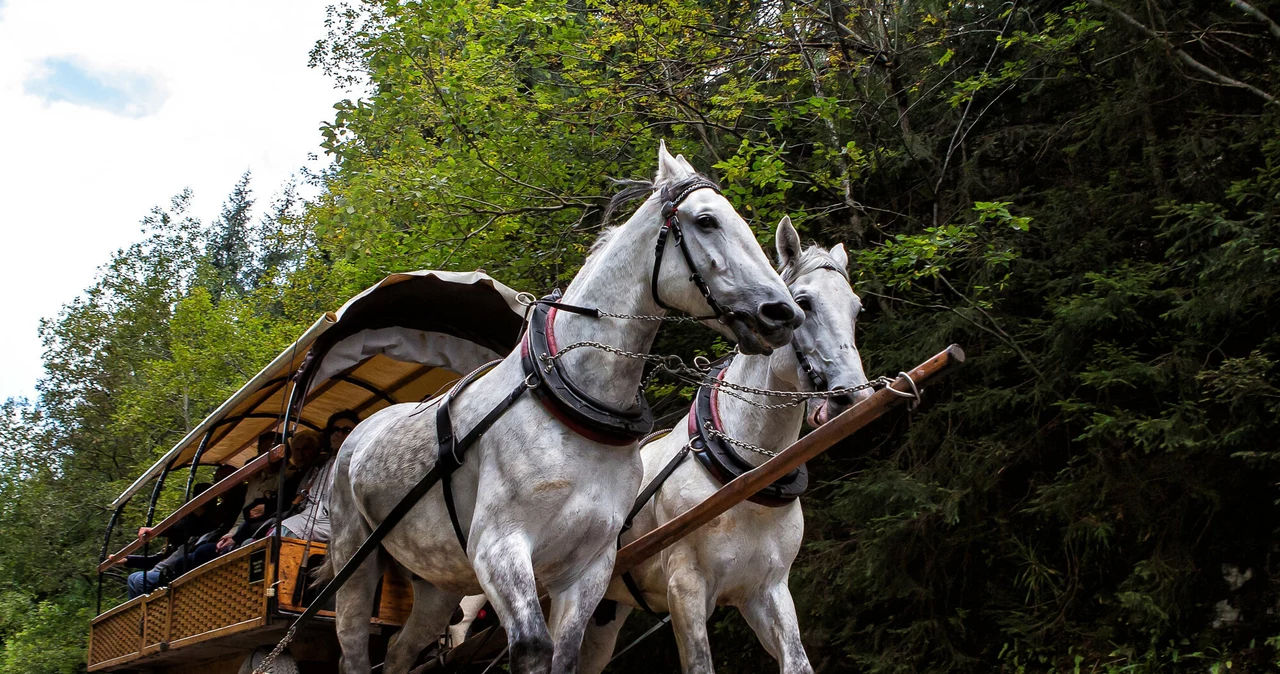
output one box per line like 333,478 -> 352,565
579,226 -> 870,674
319,144 -> 803,674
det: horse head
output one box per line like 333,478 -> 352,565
637,143 -> 802,355
772,216 -> 872,427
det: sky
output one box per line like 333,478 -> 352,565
0,0 -> 344,402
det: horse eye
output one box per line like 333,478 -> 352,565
694,214 -> 719,229
796,297 -> 812,312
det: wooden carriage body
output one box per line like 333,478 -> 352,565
88,537 -> 413,672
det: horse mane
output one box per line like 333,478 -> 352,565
592,169 -> 720,254
780,245 -> 850,284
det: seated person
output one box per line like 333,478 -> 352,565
215,432 -> 287,552
116,468 -> 236,598
276,411 -> 358,543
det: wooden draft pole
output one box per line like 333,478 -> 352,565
614,344 -> 965,574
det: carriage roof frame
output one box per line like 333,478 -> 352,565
112,269 -> 529,509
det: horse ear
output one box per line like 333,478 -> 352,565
776,216 -> 801,268
656,140 -> 688,185
675,153 -> 697,174
830,243 -> 849,271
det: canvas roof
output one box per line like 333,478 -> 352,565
112,270 -> 527,508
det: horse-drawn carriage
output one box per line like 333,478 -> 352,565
90,270 -> 528,673
89,146 -> 962,674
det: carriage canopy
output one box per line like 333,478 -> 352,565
111,270 -> 528,508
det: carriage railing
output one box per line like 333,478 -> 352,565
98,445 -> 286,573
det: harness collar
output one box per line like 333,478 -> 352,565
521,294 -> 654,445
688,355 -> 807,506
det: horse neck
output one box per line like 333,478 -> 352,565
716,354 -> 804,468
551,207 -> 664,408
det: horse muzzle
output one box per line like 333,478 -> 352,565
806,386 -> 873,427
725,299 -> 803,355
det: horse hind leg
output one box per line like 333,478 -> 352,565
738,583 -> 813,674
382,569 -> 462,674
472,536 -> 553,674
578,600 -> 632,674
331,550 -> 385,674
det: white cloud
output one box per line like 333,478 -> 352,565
0,0 -> 345,401
24,56 -> 169,118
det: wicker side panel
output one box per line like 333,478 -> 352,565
88,603 -> 142,667
169,549 -> 264,642
142,590 -> 170,649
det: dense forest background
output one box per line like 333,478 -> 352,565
3,0 -> 1280,671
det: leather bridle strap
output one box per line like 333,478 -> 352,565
651,177 -> 729,322
795,345 -> 827,391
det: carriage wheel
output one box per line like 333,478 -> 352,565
238,646 -> 299,674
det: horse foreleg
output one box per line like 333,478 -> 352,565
578,599 -> 631,674
738,583 -> 813,674
666,569 -> 716,674
473,537 -> 552,674
383,572 -> 462,674
546,553 -> 615,674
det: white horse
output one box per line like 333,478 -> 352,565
320,144 -> 803,674
578,225 -> 870,674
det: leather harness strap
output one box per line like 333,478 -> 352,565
436,360 -> 526,550
651,176 -> 729,321
615,429 -> 684,617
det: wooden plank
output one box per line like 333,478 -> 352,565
99,446 -> 285,573
166,617 -> 265,651
614,344 -> 965,574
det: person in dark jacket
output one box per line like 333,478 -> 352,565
115,464 -> 244,598
216,433 -> 286,552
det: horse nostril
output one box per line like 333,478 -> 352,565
758,300 -> 799,328
830,393 -> 854,408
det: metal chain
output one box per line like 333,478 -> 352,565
547,340 -> 898,410
703,422 -> 779,458
598,309 -> 711,323
253,625 -> 295,674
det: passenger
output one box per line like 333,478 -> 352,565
216,432 -> 286,553
232,428 -> 322,544
275,411 -> 359,543
116,468 -> 234,598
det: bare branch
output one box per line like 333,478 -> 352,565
1229,0 -> 1280,40
1087,0 -> 1275,102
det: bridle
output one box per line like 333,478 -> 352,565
651,176 -> 732,322
788,263 -> 850,393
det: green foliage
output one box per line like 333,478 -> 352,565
5,0 -> 1280,670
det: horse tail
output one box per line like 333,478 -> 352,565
310,554 -> 335,588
